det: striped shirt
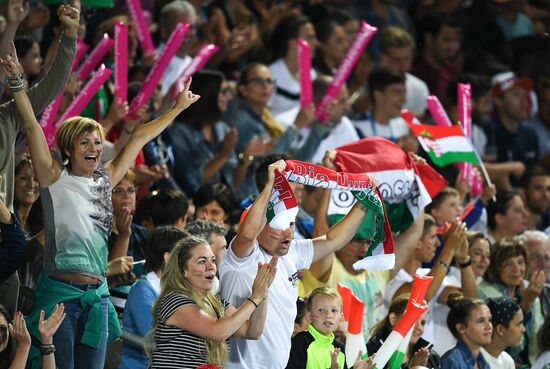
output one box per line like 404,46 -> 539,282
151,291 -> 230,369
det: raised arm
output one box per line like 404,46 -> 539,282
308,188 -> 333,282
0,0 -> 28,82
26,5 -> 78,114
1,44 -> 61,187
231,160 -> 285,258
311,201 -> 368,263
104,78 -> 200,186
167,259 -> 276,342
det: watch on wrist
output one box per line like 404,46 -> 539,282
459,258 -> 473,269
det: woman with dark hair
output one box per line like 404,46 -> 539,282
312,19 -> 349,76
486,192 -> 528,244
0,303 -> 66,369
367,294 -> 440,369
225,62 -> 321,198
119,227 -> 188,369
13,154 -> 39,233
13,37 -> 43,85
478,238 -> 545,364
193,183 -> 237,228
268,14 -> 318,115
441,293 -> 491,369
170,70 -> 252,197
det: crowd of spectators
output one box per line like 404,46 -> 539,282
0,0 -> 550,368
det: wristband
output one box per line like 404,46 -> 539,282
459,258 -> 473,269
6,74 -> 25,92
39,344 -> 56,355
247,297 -> 259,308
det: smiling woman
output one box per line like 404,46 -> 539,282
1,32 -> 200,369
13,154 -> 39,232
150,236 -> 277,369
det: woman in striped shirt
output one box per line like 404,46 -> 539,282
150,236 -> 277,368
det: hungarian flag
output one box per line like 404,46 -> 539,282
406,122 -> 480,167
331,137 -> 448,233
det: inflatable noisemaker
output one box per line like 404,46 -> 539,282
114,19 -> 128,106
345,293 -> 368,368
337,283 -> 368,368
373,300 -> 428,369
297,37 -> 313,108
387,274 -> 433,369
128,22 -> 190,119
172,44 -> 220,100
76,33 -> 114,81
426,94 -> 482,197
337,283 -> 352,324
126,0 -> 156,57
53,64 -> 112,132
315,21 -> 377,123
457,83 -> 482,196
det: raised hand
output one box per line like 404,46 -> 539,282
443,218 -> 467,252
267,159 -> 286,185
244,136 -> 273,157
266,256 -> 278,287
221,128 -> 238,158
250,258 -> 278,303
354,351 -> 375,369
174,77 -> 200,111
294,103 -> 315,129
116,206 -> 133,239
330,348 -> 341,369
10,311 -> 31,347
409,347 -> 430,368
57,5 -> 80,37
38,304 -> 66,344
524,270 -> 545,299
322,150 -> 337,170
7,0 -> 29,25
0,41 -> 22,77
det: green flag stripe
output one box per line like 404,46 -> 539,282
425,150 -> 479,167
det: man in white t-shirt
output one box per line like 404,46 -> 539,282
158,0 -> 195,96
481,297 -> 525,369
219,160 -> 370,369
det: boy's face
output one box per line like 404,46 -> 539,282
432,194 -> 461,224
306,294 -> 342,335
375,83 -> 406,119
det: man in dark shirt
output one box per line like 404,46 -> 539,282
486,72 -> 538,186
411,12 -> 461,106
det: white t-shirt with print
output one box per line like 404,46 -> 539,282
219,238 -> 314,369
480,347 -> 515,369
353,115 -> 410,142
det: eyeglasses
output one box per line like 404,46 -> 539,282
245,77 -> 275,87
112,187 -> 137,196
351,238 -> 372,246
220,87 -> 235,97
